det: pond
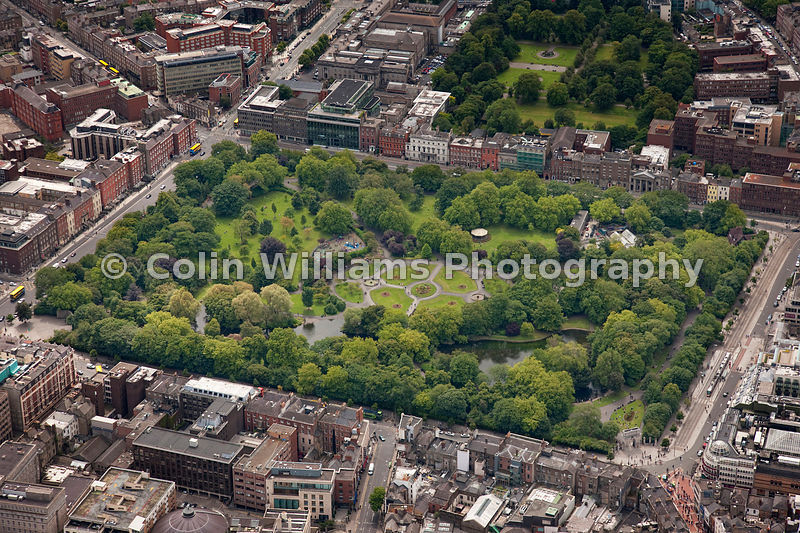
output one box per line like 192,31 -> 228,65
294,314 -> 345,344
294,316 -> 590,375
450,330 -> 590,373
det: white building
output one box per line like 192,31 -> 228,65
406,127 -> 451,165
44,411 -> 78,441
182,376 -> 258,403
408,90 -> 450,124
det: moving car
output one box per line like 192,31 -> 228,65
160,184 -> 166,190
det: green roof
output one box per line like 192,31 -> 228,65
111,77 -> 145,98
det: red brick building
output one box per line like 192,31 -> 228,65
379,125 -> 408,158
208,73 -> 242,107
7,84 -> 63,142
449,136 -> 483,168
164,20 -> 270,59
480,136 -> 500,170
713,53 -> 767,72
112,79 -> 150,122
46,81 -> 116,126
740,170 -> 800,217
359,117 -> 381,154
647,119 -> 675,151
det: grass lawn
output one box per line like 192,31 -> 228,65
562,315 -> 595,331
416,294 -> 465,312
434,268 -> 477,293
514,101 -> 638,128
406,195 -> 437,233
515,42 -> 579,66
479,225 -> 557,253
484,277 -> 509,295
497,68 -> 561,89
610,400 -> 645,430
369,286 -> 413,312
289,293 -> 327,316
216,191 -> 323,280
589,389 -> 627,408
595,43 -> 615,62
380,261 -> 432,286
334,282 -> 364,303
595,44 -> 649,70
411,282 -> 436,298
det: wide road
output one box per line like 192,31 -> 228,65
351,422 -> 396,533
0,155 -> 186,320
268,0 -> 359,83
649,229 -> 800,474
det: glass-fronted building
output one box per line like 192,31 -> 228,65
307,79 -> 380,150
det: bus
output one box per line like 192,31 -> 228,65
189,143 -> 202,156
364,408 -> 383,420
109,67 -> 119,74
10,286 -> 24,302
99,60 -> 108,67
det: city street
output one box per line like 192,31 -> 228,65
643,229 -> 800,474
351,422 -> 396,533
267,0 -> 359,83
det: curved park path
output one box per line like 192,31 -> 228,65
356,261 -> 488,316
508,61 -> 567,72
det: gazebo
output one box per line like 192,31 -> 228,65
470,228 -> 489,243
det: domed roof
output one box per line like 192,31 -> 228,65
152,507 -> 228,533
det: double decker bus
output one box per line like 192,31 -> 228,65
189,143 -> 202,156
10,286 -> 24,301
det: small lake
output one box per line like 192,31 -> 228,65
450,330 -> 590,373
294,314 -> 345,344
294,315 -> 590,373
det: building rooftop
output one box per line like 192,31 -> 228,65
0,482 -> 63,508
714,53 -> 766,64
68,468 -> 174,530
182,376 -> 257,403
323,79 -> 371,110
0,441 -> 36,482
743,172 -> 800,189
133,427 -> 244,463
764,428 -> 800,456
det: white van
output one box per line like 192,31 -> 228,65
368,463 -> 375,475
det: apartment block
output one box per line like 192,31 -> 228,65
0,339 -> 75,431
132,427 -> 244,498
103,362 -> 138,417
244,392 -> 324,457
265,462 -> 334,520
164,20 -> 270,59
233,424 -> 298,511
